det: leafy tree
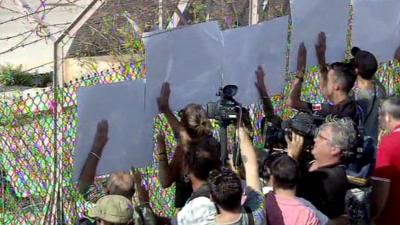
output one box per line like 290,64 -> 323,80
0,64 -> 34,87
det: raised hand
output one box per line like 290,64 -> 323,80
255,66 -> 268,96
286,131 -> 304,161
93,120 -> 109,150
315,32 -> 326,66
157,82 -> 171,113
297,42 -> 307,77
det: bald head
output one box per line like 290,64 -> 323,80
107,171 -> 135,199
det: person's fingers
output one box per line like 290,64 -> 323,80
284,134 -> 290,145
299,135 -> 304,144
300,42 -> 305,50
292,132 -> 299,143
165,82 -> 170,93
321,32 -> 326,42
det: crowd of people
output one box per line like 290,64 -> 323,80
76,32 -> 400,225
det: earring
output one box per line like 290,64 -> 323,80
184,173 -> 190,183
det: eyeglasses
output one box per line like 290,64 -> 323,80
314,129 -> 333,144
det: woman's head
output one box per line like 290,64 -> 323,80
351,47 -> 378,80
180,104 -> 212,138
184,137 -> 221,181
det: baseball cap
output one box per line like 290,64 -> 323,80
88,195 -> 133,223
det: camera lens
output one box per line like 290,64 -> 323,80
222,85 -> 238,97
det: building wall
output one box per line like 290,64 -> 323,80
63,55 -> 119,83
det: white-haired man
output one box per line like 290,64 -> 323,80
288,117 -> 356,221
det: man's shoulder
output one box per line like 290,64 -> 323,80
317,164 -> 346,177
308,165 -> 347,187
180,196 -> 216,215
380,132 -> 400,151
242,188 -> 265,225
177,196 -> 217,225
276,196 -> 320,224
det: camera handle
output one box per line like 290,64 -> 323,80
219,121 -> 229,166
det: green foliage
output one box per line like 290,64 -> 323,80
192,2 -> 207,23
395,83 -> 400,96
0,64 -> 34,87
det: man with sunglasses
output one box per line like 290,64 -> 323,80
287,117 -> 356,222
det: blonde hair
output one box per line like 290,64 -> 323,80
180,104 -> 212,138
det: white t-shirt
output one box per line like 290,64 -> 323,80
173,196 -> 217,225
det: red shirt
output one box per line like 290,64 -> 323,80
373,125 -> 400,225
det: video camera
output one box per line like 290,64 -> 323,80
207,85 -> 250,167
207,85 -> 242,125
263,111 -> 365,163
263,112 -> 325,151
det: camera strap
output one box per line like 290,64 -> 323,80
363,83 -> 377,124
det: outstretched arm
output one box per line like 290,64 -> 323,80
157,82 -> 184,136
315,32 -> 328,89
78,120 -> 109,194
255,66 -> 274,118
288,42 -> 309,110
156,134 -> 182,188
238,126 -> 261,192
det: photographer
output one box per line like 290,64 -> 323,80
288,42 -> 360,124
350,47 -> 386,144
315,31 -> 385,145
287,117 -> 356,221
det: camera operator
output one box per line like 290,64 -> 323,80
288,42 -> 360,124
287,117 -> 356,221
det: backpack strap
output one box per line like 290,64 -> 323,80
363,83 -> 377,124
265,192 -> 285,225
243,206 -> 254,225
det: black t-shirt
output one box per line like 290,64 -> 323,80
297,163 -> 348,219
306,98 -> 361,125
175,177 -> 193,208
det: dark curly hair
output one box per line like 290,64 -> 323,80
208,168 -> 243,211
184,137 -> 221,181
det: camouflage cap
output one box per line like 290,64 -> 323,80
88,195 -> 133,224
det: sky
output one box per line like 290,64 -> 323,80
0,0 -> 92,73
